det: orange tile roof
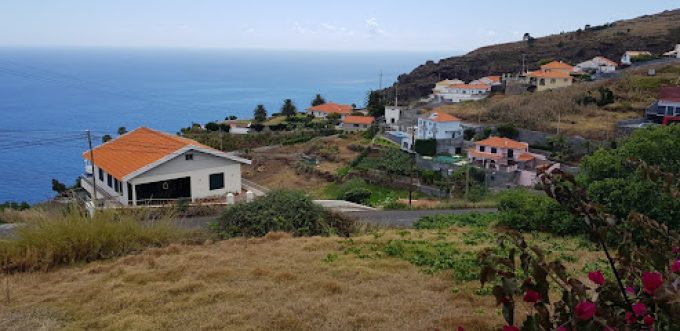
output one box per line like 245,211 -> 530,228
343,116 -> 375,125
541,61 -> 574,70
594,56 -> 618,66
83,127 -> 217,180
468,148 -> 502,160
482,76 -> 501,83
449,83 -> 492,90
427,112 -> 462,122
475,137 -> 528,150
517,153 -> 535,161
307,102 -> 353,114
527,70 -> 572,79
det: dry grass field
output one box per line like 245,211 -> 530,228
1,227 -> 604,330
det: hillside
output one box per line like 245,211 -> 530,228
387,9 -> 680,101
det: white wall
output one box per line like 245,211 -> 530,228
417,119 -> 463,140
130,150 -> 242,202
385,107 -> 401,125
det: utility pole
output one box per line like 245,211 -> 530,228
394,82 -> 398,106
409,131 -> 416,205
465,165 -> 470,199
522,54 -> 526,74
557,109 -> 561,135
218,126 -> 223,151
378,71 -> 383,90
86,130 -> 98,208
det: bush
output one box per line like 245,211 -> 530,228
497,189 -> 581,235
211,191 -> 355,238
0,209 -> 191,273
495,123 -> 519,139
414,139 -> 437,156
342,188 -> 372,205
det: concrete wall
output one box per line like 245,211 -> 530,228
340,122 -> 370,132
131,150 -> 242,202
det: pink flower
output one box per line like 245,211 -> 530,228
642,272 -> 664,295
588,271 -> 605,286
672,259 -> 680,273
556,327 -> 569,331
523,289 -> 541,303
625,311 -> 637,324
575,300 -> 597,320
457,327 -> 465,331
643,314 -> 655,326
673,246 -> 679,254
626,286 -> 637,294
502,326 -> 520,331
632,302 -> 647,316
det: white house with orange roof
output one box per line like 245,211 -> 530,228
432,83 -> 491,103
470,76 -> 502,86
621,51 -> 652,65
575,56 -> 618,73
416,112 -> 463,140
433,79 -> 465,95
527,61 -> 574,92
81,127 -> 251,206
467,137 -> 547,173
306,102 -> 353,119
339,115 -> 375,132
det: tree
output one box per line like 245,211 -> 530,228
366,90 -> 385,117
51,178 -> 67,194
311,94 -> 326,107
117,127 -> 127,136
281,99 -> 297,117
225,115 -> 238,121
204,122 -> 220,131
578,125 -> 680,229
326,112 -> 341,125
102,134 -> 112,143
253,104 -> 267,123
496,124 -> 519,139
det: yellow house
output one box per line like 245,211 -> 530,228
527,61 -> 574,91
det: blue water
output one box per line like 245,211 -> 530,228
0,47 -> 451,203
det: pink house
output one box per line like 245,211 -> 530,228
467,137 -> 546,172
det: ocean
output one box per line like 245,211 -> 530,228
0,47 -> 451,203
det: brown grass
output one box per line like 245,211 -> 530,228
0,228 -> 603,330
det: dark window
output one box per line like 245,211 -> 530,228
107,174 -> 113,188
114,179 -> 119,192
209,173 -> 225,190
508,149 -> 514,158
480,146 -> 485,152
98,168 -> 104,181
185,153 -> 194,161
491,147 -> 497,154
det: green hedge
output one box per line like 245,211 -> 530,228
414,139 -> 437,156
497,189 -> 582,235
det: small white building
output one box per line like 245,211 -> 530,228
575,56 -> 618,73
306,102 -> 353,119
433,83 -> 491,103
385,106 -> 403,127
469,76 -> 502,86
81,127 -> 251,206
621,51 -> 652,65
416,112 -> 463,140
663,44 -> 680,59
433,79 -> 465,95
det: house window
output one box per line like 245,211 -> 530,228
114,179 -> 119,193
98,168 -> 104,181
209,173 -> 225,191
480,146 -> 485,152
508,149 -> 514,158
185,153 -> 194,161
491,147 -> 497,154
550,79 -> 556,84
353,124 -> 359,127
107,174 -> 113,188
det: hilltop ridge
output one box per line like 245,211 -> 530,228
387,9 -> 680,101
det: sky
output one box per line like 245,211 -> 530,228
0,1 -> 678,52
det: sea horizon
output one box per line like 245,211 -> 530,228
0,47 -> 455,203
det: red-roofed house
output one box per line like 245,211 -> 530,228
575,56 -> 618,73
81,127 -> 251,206
467,137 -> 546,172
470,76 -> 502,86
432,83 -> 491,102
306,102 -> 353,119
339,116 -> 375,132
645,86 -> 680,124
527,61 -> 574,91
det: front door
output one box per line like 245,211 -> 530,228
135,177 -> 191,202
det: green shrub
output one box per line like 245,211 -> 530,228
383,240 -> 480,281
0,209 -> 191,273
495,124 -> 519,139
414,139 -> 437,156
497,189 -> 581,235
211,190 -> 355,238
342,188 -> 372,205
414,212 -> 497,229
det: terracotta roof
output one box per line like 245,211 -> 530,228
307,102 -> 353,114
343,116 -> 375,125
625,51 -> 651,56
659,86 -> 680,102
426,112 -> 461,122
83,127 -> 221,180
475,137 -> 528,150
482,76 -> 501,83
541,61 -> 574,70
449,83 -> 492,90
468,148 -> 502,160
517,153 -> 535,161
527,70 -> 572,79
